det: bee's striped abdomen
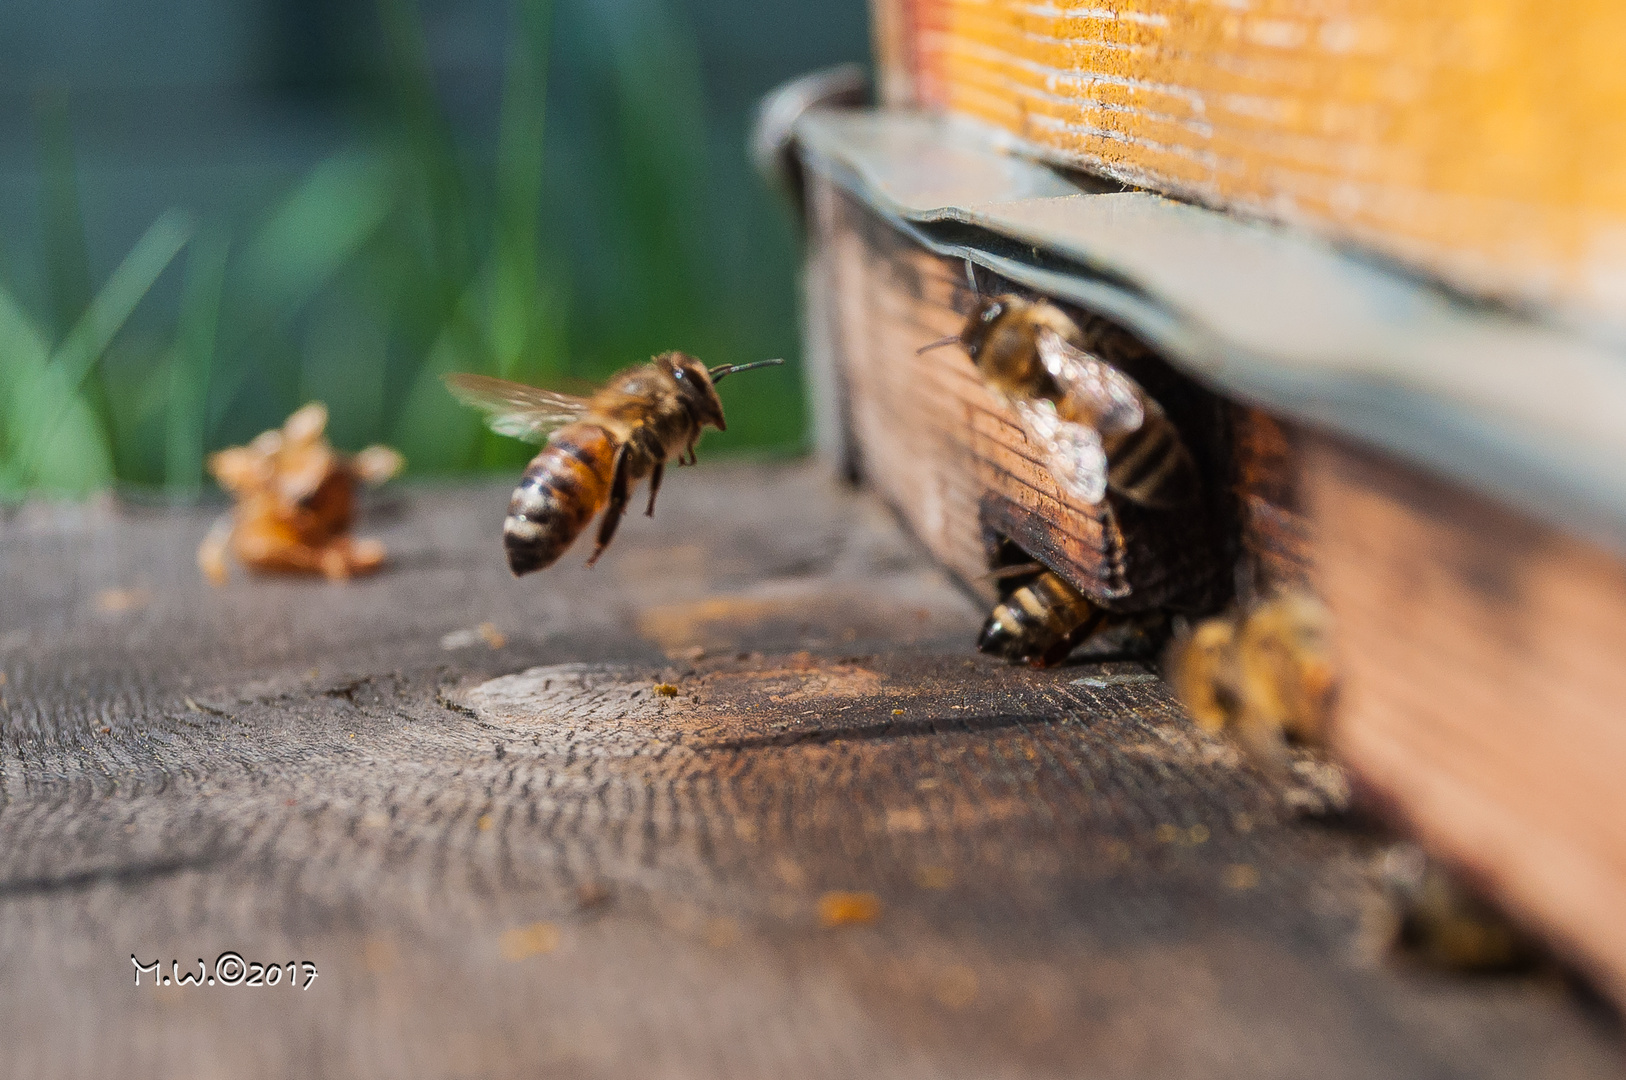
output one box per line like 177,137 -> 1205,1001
1103,410 -> 1198,509
504,422 -> 617,575
977,570 -> 1109,667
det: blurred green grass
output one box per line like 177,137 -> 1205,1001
0,0 -> 808,501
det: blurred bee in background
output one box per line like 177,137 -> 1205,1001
446,354 -> 782,575
1377,843 -> 1537,972
1166,590 -> 1338,773
921,292 -> 1199,510
198,403 -> 403,584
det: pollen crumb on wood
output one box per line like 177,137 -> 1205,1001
440,623 -> 507,651
363,936 -> 398,973
652,682 -> 679,698
1224,864 -> 1260,890
818,891 -> 882,927
95,587 -> 151,614
499,922 -> 560,962
705,917 -> 740,949
933,964 -> 978,1010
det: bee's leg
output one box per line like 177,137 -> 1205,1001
586,446 -> 631,567
645,460 -> 664,517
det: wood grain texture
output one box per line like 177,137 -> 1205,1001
1305,437 -> 1626,1010
2,464 -> 1619,1077
1231,407 -> 1317,600
875,0 -> 1626,324
810,174 -> 1230,613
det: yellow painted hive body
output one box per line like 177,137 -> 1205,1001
875,0 -> 1626,322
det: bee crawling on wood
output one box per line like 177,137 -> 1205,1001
978,565 -> 1112,667
197,403 -> 404,585
445,354 -> 783,575
977,562 -> 1169,668
1166,590 -> 1338,772
921,292 -> 1199,510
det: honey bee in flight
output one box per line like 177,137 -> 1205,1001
1166,591 -> 1337,772
978,566 -> 1112,667
445,354 -> 782,574
922,294 -> 1198,509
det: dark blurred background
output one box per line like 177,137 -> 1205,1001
0,0 -> 870,497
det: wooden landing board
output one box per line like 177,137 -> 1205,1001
1306,437 -> 1626,1009
808,173 -> 1229,612
2,466 -> 1620,1077
874,0 -> 1626,326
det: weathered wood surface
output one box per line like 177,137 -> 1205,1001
1306,436 -> 1626,1011
1,463 -> 1620,1079
811,177 -> 1229,613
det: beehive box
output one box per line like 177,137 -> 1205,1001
870,0 -> 1626,331
1303,434 -> 1626,1003
787,100 -> 1626,1007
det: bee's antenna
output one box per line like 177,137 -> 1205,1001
965,257 -> 981,297
707,358 -> 785,383
916,334 -> 961,355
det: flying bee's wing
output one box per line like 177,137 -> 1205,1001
443,373 -> 592,444
1015,398 -> 1109,504
1035,329 -> 1144,436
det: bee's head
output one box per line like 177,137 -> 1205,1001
958,295 -> 1014,361
660,352 -> 729,431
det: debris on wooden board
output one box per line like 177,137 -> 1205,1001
499,922 -> 561,962
196,402 -> 402,584
818,891 -> 882,927
440,622 -> 507,651
95,586 -> 152,614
